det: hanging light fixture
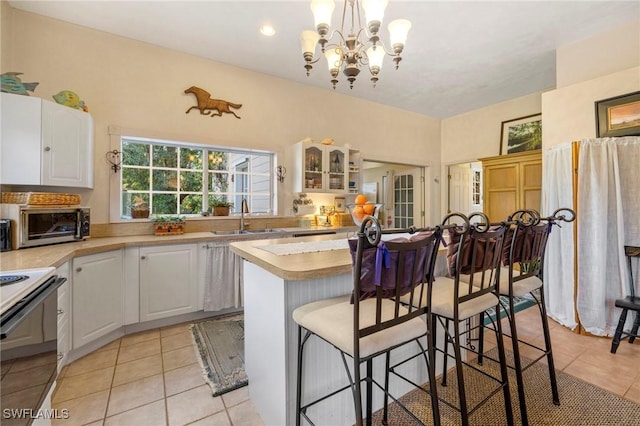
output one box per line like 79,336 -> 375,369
300,0 -> 411,89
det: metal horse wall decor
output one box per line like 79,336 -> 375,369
184,86 -> 242,119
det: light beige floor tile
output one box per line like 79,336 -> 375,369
226,399 -> 265,426
624,379 -> 640,404
162,330 -> 194,352
162,345 -> 198,371
221,386 -> 249,408
83,421 -> 104,426
1,363 -> 56,395
112,355 -> 163,387
161,321 -> 192,337
8,351 -> 57,372
166,384 -> 225,426
187,411 -> 231,426
106,373 -> 165,417
120,329 -> 160,347
164,362 -> 206,396
65,349 -> 118,377
104,399 -> 166,426
52,389 -> 109,426
117,339 -> 162,364
95,339 -> 121,353
52,366 -> 114,404
563,358 -> 636,396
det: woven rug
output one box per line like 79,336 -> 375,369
484,295 -> 536,325
371,349 -> 640,425
190,313 -> 247,397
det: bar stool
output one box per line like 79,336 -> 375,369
402,212 -> 514,426
293,217 -> 444,426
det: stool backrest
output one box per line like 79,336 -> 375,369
625,246 -> 640,298
350,218 -> 443,339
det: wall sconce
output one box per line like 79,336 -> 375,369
106,150 -> 122,173
276,165 -> 286,183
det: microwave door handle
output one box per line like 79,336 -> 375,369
75,209 -> 82,239
0,277 -> 67,339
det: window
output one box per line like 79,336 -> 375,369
471,164 -> 482,208
120,137 -> 275,219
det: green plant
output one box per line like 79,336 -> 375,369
131,196 -> 148,211
151,215 -> 186,223
211,196 -> 234,208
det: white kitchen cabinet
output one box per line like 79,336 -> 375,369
56,261 -> 71,371
292,141 -> 348,193
72,250 -> 124,349
0,92 -> 94,188
139,243 -> 200,322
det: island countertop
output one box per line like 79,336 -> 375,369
229,233 -> 354,281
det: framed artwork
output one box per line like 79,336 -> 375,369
334,196 -> 346,212
500,113 -> 542,155
595,91 -> 640,137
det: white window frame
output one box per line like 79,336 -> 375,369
108,127 -> 276,222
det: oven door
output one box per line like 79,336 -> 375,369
1,276 -> 66,425
21,210 -> 81,248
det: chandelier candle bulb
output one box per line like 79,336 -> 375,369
301,0 -> 410,89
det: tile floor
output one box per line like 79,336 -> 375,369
50,308 -> 640,426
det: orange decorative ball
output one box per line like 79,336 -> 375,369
355,194 -> 367,205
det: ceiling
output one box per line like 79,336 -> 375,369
8,1 -> 639,118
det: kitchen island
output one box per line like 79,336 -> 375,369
230,233 -> 448,426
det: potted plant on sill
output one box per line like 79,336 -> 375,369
211,196 -> 234,216
151,215 -> 186,235
130,196 -> 150,219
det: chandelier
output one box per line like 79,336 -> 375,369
300,0 -> 411,89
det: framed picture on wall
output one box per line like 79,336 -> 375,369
500,113 -> 542,155
595,91 -> 640,137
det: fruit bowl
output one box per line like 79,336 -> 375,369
347,203 -> 382,227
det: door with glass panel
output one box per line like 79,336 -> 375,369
392,168 -> 424,228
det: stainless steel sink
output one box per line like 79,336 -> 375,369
211,229 -> 285,236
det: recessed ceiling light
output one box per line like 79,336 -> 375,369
260,25 -> 276,36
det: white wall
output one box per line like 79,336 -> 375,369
3,8 -> 441,224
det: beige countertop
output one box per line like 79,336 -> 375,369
0,227 -> 354,272
229,233 -> 354,281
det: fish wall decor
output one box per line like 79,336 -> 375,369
53,90 -> 88,112
1,72 -> 39,95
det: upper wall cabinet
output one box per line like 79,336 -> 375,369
1,93 -> 94,188
292,141 -> 348,193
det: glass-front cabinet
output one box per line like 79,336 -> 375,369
293,141 -> 348,193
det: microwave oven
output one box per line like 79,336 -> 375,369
0,204 -> 90,249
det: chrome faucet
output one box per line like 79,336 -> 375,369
240,198 -> 249,231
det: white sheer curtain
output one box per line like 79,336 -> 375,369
203,241 -> 244,311
577,137 -> 640,336
542,143 -> 577,329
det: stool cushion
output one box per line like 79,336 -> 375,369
457,267 -> 542,297
400,277 -> 499,321
293,296 -> 427,358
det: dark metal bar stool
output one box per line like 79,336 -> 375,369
293,217 -> 444,426
611,245 -> 640,354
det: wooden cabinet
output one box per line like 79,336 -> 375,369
72,250 -> 124,349
292,141 -> 348,193
139,244 -> 200,322
0,92 -> 94,188
480,150 -> 542,222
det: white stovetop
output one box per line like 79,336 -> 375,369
0,267 -> 56,314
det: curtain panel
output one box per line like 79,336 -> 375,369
577,137 -> 640,336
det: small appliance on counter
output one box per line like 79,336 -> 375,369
0,219 -> 11,252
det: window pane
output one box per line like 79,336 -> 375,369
251,155 -> 271,173
180,148 -> 203,170
122,168 -> 149,191
180,194 -> 202,215
209,172 -> 229,193
208,151 -> 228,170
181,171 -> 203,192
122,141 -> 149,166
250,195 -> 271,214
153,145 -> 177,168
152,194 -> 178,215
251,174 -> 270,193
153,170 -> 177,191
122,193 -> 149,216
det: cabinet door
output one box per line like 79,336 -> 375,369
139,244 -> 199,322
0,93 -> 41,184
41,100 -> 94,188
483,163 -> 518,222
302,143 -> 325,192
326,146 -> 347,192
73,250 -> 124,349
521,159 -> 542,212
56,262 -> 71,371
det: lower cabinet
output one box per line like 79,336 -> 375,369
56,261 -> 71,371
139,244 -> 200,322
72,250 -> 124,349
